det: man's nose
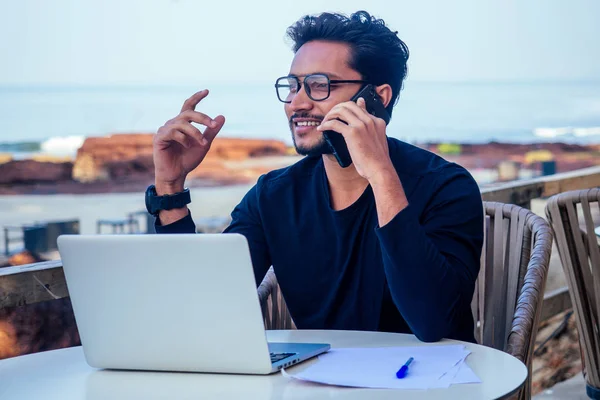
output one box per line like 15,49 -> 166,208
289,85 -> 313,112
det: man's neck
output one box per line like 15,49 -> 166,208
322,155 -> 369,210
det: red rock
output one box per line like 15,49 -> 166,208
105,154 -> 155,180
72,134 -> 155,182
0,160 -> 73,185
72,134 -> 289,183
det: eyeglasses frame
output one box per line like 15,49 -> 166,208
274,73 -> 368,103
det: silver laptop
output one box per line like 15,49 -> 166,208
57,233 -> 329,374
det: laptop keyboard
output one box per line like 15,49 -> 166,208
270,352 -> 296,364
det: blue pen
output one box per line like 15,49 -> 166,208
396,357 -> 414,379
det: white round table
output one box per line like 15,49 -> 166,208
0,330 -> 527,400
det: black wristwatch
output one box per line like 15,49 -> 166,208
145,184 -> 191,217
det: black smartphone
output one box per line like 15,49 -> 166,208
322,84 -> 391,168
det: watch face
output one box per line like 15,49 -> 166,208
145,185 -> 158,215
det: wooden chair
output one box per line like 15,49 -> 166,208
473,202 -> 553,399
545,188 -> 600,399
257,201 -> 553,399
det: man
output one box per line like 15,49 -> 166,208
146,11 -> 483,343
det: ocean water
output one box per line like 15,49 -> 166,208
1,81 -> 599,157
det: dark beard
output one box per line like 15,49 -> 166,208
291,132 -> 333,157
289,112 -> 332,157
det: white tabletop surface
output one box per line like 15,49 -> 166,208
0,330 -> 527,400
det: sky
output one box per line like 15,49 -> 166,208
1,0 -> 599,85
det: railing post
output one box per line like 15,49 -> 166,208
3,227 -> 8,256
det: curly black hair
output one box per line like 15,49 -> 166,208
286,10 -> 409,118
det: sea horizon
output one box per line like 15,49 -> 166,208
1,80 -> 599,157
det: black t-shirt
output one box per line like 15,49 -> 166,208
156,138 -> 484,342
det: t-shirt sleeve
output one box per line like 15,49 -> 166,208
375,166 -> 483,342
223,176 -> 272,286
154,210 -> 197,233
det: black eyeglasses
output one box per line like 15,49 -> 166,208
275,73 -> 367,103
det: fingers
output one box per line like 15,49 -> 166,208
158,90 -> 226,148
355,98 -> 386,128
317,119 -> 351,137
170,122 -> 207,146
164,130 -> 192,149
324,100 -> 380,131
180,89 -> 209,113
179,110 -> 217,127
343,99 -> 377,127
321,104 -> 366,132
202,115 -> 226,144
157,120 -> 204,148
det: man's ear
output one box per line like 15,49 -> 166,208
375,84 -> 393,108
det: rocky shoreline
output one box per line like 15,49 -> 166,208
0,134 -> 296,195
423,141 -> 600,172
1,134 -> 599,195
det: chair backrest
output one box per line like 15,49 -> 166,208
473,202 -> 553,399
545,188 -> 600,395
257,267 -> 296,330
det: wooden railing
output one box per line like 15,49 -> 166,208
480,165 -> 600,208
480,165 -> 600,320
1,165 -> 600,319
0,260 -> 65,308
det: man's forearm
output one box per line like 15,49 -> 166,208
370,169 -> 460,341
370,169 -> 409,227
155,181 -> 189,226
377,210 -> 465,342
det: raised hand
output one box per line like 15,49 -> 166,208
153,89 -> 225,194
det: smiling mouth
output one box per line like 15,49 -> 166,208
295,121 -> 321,127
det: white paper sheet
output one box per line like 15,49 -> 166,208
437,353 -> 482,386
282,345 -> 481,390
453,361 -> 482,384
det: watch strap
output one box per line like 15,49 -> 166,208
146,185 -> 191,216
